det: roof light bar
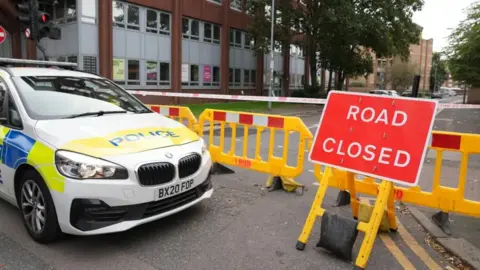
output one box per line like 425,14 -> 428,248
0,58 -> 78,68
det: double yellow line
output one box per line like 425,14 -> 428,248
360,198 -> 441,270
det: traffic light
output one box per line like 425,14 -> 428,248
15,2 -> 33,32
15,0 -> 61,41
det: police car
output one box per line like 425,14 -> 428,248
0,58 -> 213,243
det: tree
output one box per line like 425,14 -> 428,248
429,52 -> 448,91
447,1 -> 480,87
386,60 -> 417,90
247,0 -> 424,93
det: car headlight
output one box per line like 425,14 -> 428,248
55,150 -> 128,180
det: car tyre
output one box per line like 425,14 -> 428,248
18,170 -> 62,243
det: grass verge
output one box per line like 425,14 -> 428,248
186,101 -> 300,116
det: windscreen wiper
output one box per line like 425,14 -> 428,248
63,110 -> 127,119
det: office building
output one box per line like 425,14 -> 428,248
0,0 -> 308,104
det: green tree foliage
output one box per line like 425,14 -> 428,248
429,52 -> 448,91
447,1 -> 480,87
247,0 -> 423,91
386,60 -> 417,90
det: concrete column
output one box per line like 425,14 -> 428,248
220,0 -> 231,94
171,0 -> 182,104
98,0 -> 113,78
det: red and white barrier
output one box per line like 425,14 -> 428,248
212,111 -> 285,128
150,106 -> 180,116
130,90 -> 480,109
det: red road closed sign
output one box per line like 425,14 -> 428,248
0,26 -> 6,45
309,91 -> 438,186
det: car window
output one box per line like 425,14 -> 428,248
0,80 -> 6,114
12,76 -> 151,120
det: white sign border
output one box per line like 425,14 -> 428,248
0,26 -> 6,45
308,90 -> 439,187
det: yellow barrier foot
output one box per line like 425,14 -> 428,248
316,211 -> 359,262
357,202 -> 390,232
266,176 -> 305,194
210,163 -> 235,175
432,211 -> 452,235
295,241 -> 306,251
336,190 -> 352,206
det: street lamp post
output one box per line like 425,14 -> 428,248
268,0 -> 275,111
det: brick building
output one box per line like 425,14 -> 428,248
349,36 -> 433,92
0,0 -> 309,104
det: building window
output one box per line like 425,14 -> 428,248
112,1 -> 125,28
146,61 -> 170,86
127,5 -> 140,30
230,0 -> 242,11
182,64 -> 199,86
244,33 -> 254,49
183,18 -> 200,40
244,70 -> 256,87
159,63 -> 170,85
243,70 -> 250,86
208,0 -> 222,4
204,23 -> 221,44
127,60 -> 140,85
212,66 -> 220,86
230,29 -> 242,48
146,9 -> 170,35
229,68 -> 241,87
113,1 -> 139,31
81,0 -> 96,23
203,65 -> 220,87
113,58 -> 125,85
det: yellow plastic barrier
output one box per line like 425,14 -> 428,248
317,130 -> 480,218
198,109 -> 313,192
296,130 -> 480,269
148,105 -> 199,132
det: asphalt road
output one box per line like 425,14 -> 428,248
0,96 -> 466,270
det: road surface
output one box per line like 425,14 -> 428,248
0,96 -> 466,270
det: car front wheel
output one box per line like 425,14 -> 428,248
19,170 -> 62,243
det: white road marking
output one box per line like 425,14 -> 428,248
308,169 -> 314,173
312,182 -> 319,186
277,145 -> 283,148
307,124 -> 319,130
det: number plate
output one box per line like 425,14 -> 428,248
158,179 -> 194,200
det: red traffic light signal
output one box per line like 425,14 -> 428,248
38,12 -> 49,23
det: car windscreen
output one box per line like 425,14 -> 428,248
12,76 -> 151,120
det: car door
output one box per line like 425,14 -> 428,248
0,78 -> 8,195
0,76 -> 26,199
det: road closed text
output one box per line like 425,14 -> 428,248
322,105 -> 411,168
322,139 -> 410,167
309,91 -> 437,186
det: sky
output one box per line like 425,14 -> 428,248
412,0 -> 477,52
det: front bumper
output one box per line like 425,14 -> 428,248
70,175 -> 212,232
51,149 -> 213,235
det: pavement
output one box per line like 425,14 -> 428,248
408,99 -> 480,269
0,96 -> 476,270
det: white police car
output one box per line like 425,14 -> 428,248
0,58 -> 213,243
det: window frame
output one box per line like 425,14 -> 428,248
230,0 -> 242,11
229,68 -> 242,87
112,1 -> 140,31
146,9 -> 171,36
0,77 -> 23,130
203,22 -> 221,44
183,17 -> 200,40
229,29 -> 242,48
